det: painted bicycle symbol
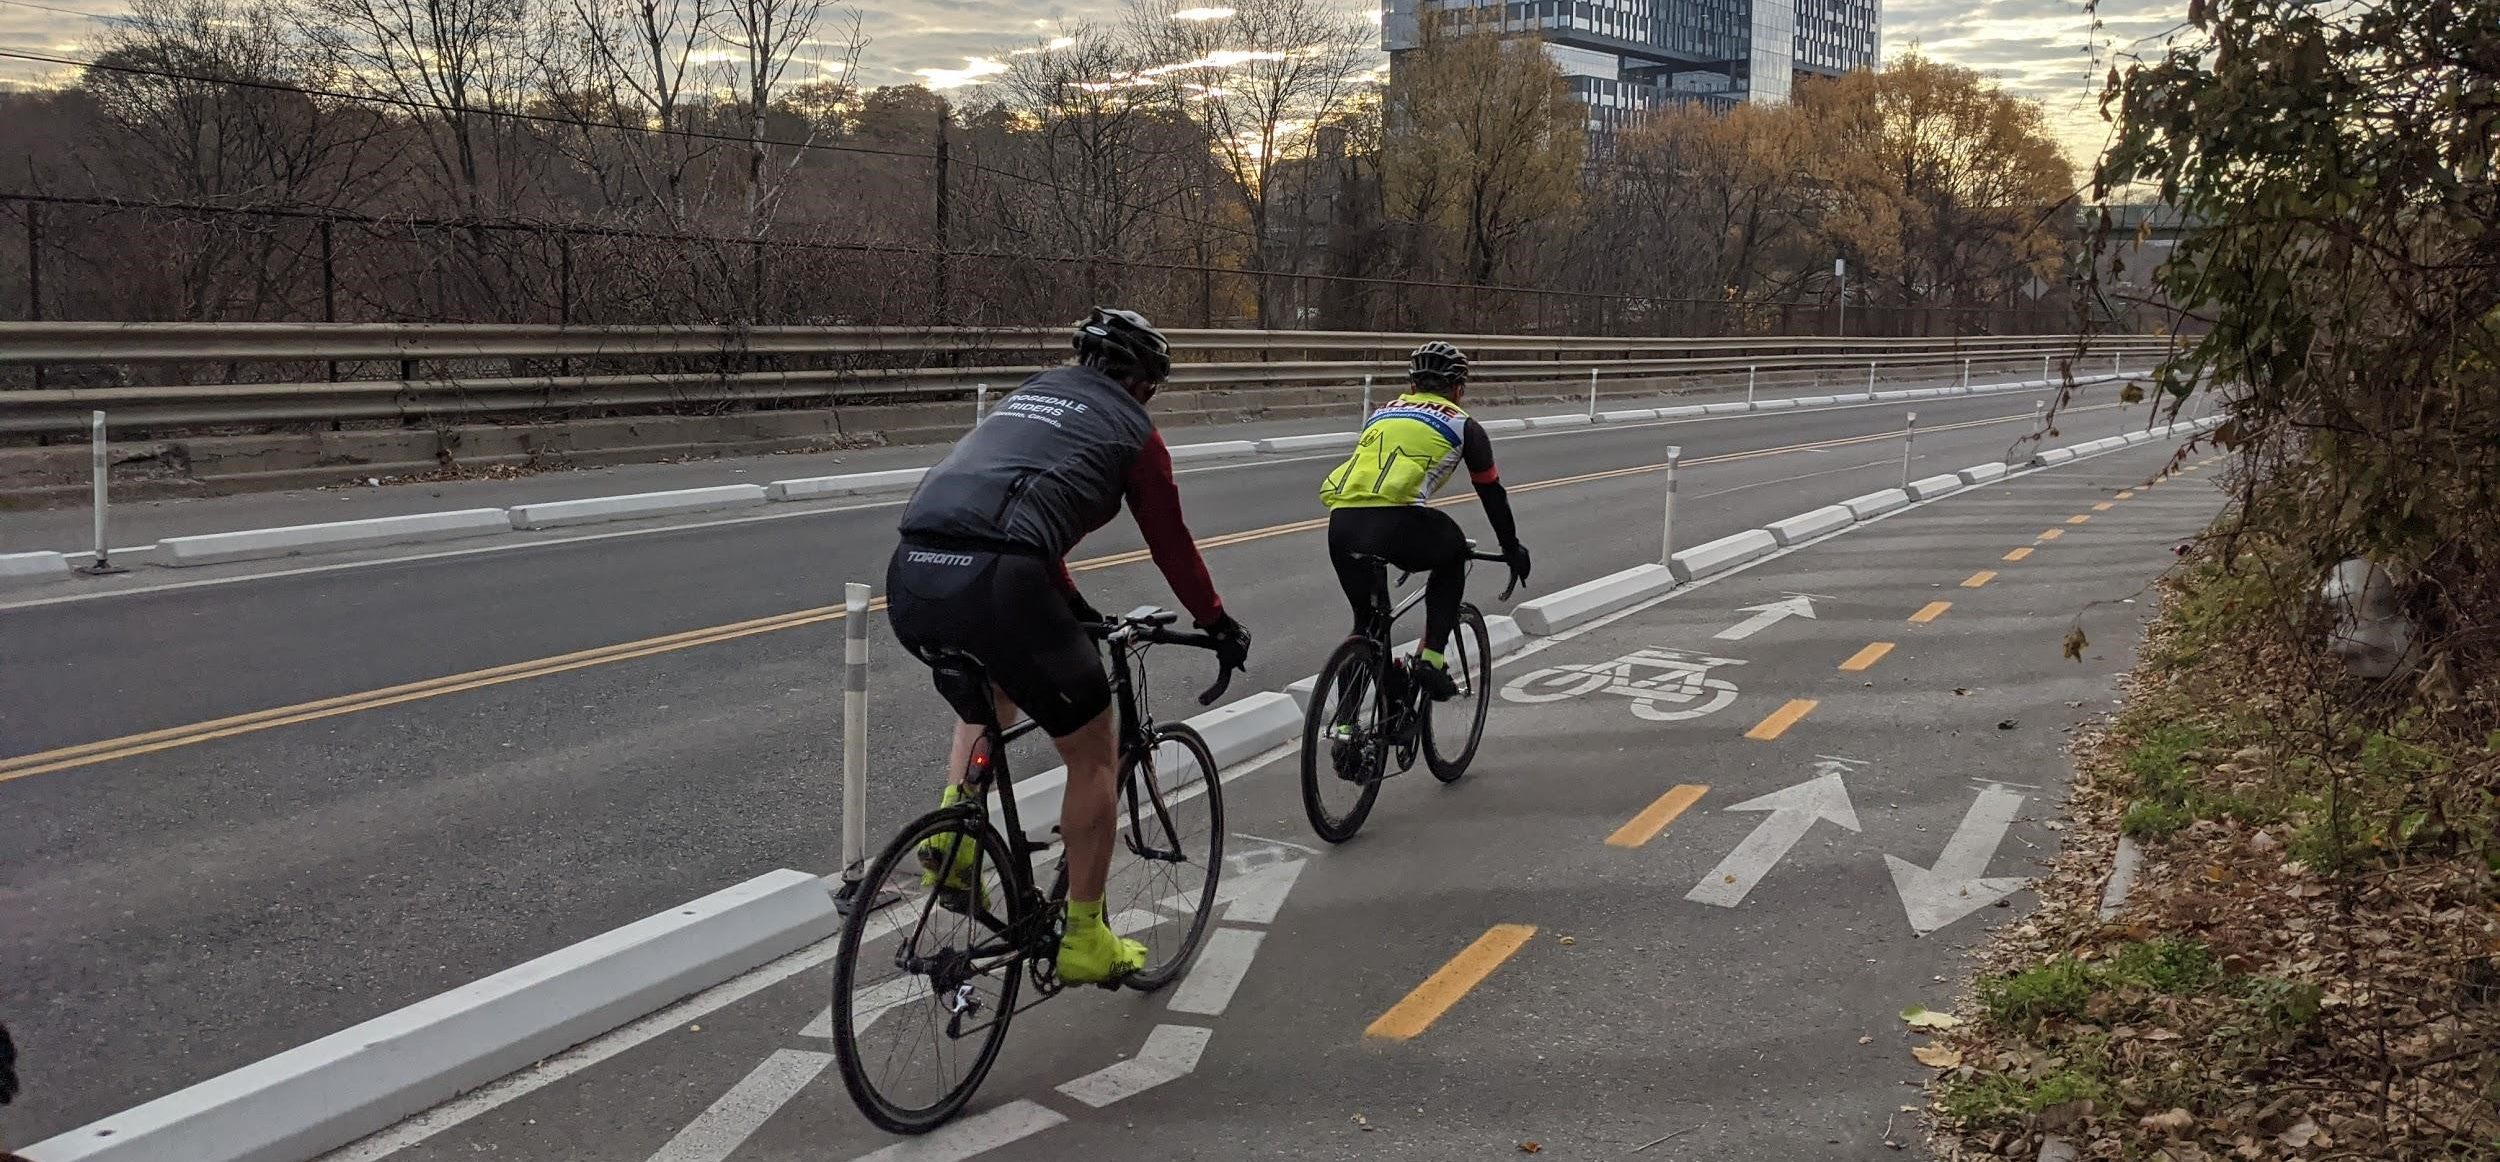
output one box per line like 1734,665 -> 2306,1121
1501,648 -> 1746,721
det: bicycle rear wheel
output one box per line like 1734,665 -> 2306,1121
1107,723 -> 1224,992
1425,604 -> 1493,782
1300,635 -> 1387,844
831,806 -> 1027,1135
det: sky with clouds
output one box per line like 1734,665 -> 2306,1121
0,0 -> 2192,164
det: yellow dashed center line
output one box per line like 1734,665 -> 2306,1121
1961,571 -> 1997,588
2093,502 -> 2115,512
2067,514 -> 2091,525
1605,785 -> 1709,848
1909,601 -> 1953,624
2115,490 -> 2135,499
1745,698 -> 1819,740
1366,924 -> 1538,1042
1838,641 -> 1895,672
2038,529 -> 2065,541
2002,547 -> 2034,562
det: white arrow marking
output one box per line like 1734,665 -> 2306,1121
1713,594 -> 1819,641
1685,771 -> 1861,907
1885,784 -> 2030,935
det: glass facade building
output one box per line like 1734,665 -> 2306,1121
1384,0 -> 1880,145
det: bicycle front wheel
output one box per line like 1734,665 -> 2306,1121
831,806 -> 1027,1135
1300,635 -> 1387,843
1425,604 -> 1493,782
1108,723 -> 1224,992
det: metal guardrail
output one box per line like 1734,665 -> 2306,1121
0,324 -> 2170,435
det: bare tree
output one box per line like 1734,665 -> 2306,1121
544,0 -> 725,223
302,0 -> 551,218
1126,0 -> 1371,326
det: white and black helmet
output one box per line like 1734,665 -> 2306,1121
1073,307 -> 1172,383
1408,340 -> 1469,387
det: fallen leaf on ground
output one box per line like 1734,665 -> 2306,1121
1517,1143 -> 1542,1154
2140,1108 -> 2195,1134
1900,1006 -> 1962,1029
2279,1119 -> 2320,1148
1911,1043 -> 1963,1068
1557,936 -> 1575,946
1858,1035 -> 1874,1045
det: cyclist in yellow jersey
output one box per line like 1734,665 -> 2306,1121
1319,341 -> 1531,698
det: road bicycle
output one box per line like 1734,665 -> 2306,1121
829,607 -> 1237,1135
1299,543 -> 1521,843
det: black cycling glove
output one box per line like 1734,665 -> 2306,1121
1202,612 -> 1253,672
1504,540 -> 1533,586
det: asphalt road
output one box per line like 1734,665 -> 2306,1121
344,439 -> 2232,1162
0,378 -> 2177,1141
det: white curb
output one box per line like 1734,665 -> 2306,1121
1955,462 -> 2010,485
509,485 -> 768,531
1668,529 -> 1780,581
1512,563 -> 1675,635
1765,505 -> 1854,547
1252,432 -> 1357,454
0,550 -> 72,587
157,510 -> 511,567
764,468 -> 926,501
1904,474 -> 1965,501
21,870 -> 838,1162
1165,440 -> 1262,462
1840,488 -> 1911,519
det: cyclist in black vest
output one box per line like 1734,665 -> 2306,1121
887,307 -> 1252,985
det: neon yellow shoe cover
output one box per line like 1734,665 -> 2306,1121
1057,898 -> 1147,984
918,785 -> 980,895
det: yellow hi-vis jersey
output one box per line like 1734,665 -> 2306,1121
1319,392 -> 1498,509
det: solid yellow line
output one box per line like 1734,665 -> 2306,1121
1605,784 -> 1708,848
1745,698 -> 1819,741
2002,547 -> 2034,562
4,402 -> 2093,783
1365,924 -> 1537,1042
1909,601 -> 1953,624
1961,570 -> 1997,588
1837,641 -> 1894,672
2067,514 -> 2091,525
2115,490 -> 2135,499
2093,502 -> 2115,511
2037,528 -> 2065,541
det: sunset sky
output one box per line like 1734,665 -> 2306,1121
0,0 -> 2192,166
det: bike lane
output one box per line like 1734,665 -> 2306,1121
330,444 -> 2232,1162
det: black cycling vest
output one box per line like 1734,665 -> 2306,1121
898,366 -> 1155,560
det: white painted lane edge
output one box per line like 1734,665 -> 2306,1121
643,1050 -> 833,1162
1053,1025 -> 1213,1110
850,1100 -> 1068,1162
1164,929 -> 1265,1018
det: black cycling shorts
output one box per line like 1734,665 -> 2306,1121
885,541 -> 1110,738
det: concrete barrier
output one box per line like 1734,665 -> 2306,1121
1597,408 -> 1658,423
1840,488 -> 1911,519
510,485 -> 768,530
1654,405 -> 1709,419
1752,397 -> 1799,411
23,870 -> 838,1162
1955,462 -> 2010,485
1166,440 -> 1262,463
2035,447 -> 2079,465
1480,418 -> 1529,433
2122,431 -> 2155,444
156,510 -> 512,567
1523,414 -> 1592,429
765,468 -> 926,501
1,550 -> 72,586
1700,402 -> 1751,415
1007,691 -> 1302,842
1791,395 -> 1839,407
1668,528 -> 1779,581
1513,563 -> 1675,635
1765,505 -> 1854,547
1905,474 -> 1965,501
1253,432 -> 1358,454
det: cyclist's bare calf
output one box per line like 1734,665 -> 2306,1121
945,689 -> 1120,903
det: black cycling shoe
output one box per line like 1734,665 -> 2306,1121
1410,659 -> 1459,702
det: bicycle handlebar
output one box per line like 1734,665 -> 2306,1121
1469,550 -> 1526,602
1089,618 -> 1241,706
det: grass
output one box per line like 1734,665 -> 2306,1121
1977,939 -> 2223,1033
1939,1067 -> 2113,1127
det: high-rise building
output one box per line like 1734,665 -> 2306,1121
1383,0 -> 1880,144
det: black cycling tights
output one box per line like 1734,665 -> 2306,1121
1326,505 -> 1469,654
